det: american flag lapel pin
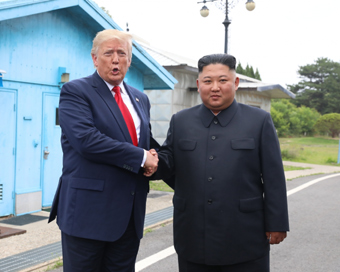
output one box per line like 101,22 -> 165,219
135,97 -> 139,102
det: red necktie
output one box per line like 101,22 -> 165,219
112,86 -> 138,146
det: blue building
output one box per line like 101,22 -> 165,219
0,0 -> 177,217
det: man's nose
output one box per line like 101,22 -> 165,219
112,52 -> 119,63
211,81 -> 220,91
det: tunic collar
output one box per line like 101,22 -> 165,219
199,99 -> 239,127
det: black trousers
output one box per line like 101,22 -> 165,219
61,215 -> 140,272
178,251 -> 270,272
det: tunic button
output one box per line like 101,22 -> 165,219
131,191 -> 135,195
214,120 -> 218,125
208,199 -> 213,204
208,177 -> 213,182
209,156 -> 214,160
211,136 -> 216,140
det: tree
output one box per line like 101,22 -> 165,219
296,106 -> 321,135
237,62 -> 261,81
245,64 -> 255,79
314,113 -> 340,138
254,68 -> 261,81
270,106 -> 290,136
236,63 -> 245,75
270,100 -> 320,137
288,58 -> 340,115
271,100 -> 295,137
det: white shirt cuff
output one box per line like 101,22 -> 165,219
141,149 -> 147,167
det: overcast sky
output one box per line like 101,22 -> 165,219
93,0 -> 340,88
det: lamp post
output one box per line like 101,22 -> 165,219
198,0 -> 255,54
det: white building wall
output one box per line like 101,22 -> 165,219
146,70 -> 197,144
236,91 -> 271,112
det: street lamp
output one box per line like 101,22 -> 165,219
198,0 -> 256,53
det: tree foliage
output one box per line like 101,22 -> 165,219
236,63 -> 261,80
314,113 -> 340,138
270,100 -> 320,137
254,68 -> 261,81
100,6 -> 112,18
288,58 -> 340,115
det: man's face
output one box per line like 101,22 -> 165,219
92,39 -> 131,86
197,63 -> 239,114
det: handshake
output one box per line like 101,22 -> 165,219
143,149 -> 158,177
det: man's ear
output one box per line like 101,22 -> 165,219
235,76 -> 240,91
196,79 -> 200,93
91,54 -> 98,67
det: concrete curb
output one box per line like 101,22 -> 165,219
19,257 -> 63,272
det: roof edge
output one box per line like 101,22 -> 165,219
258,84 -> 296,99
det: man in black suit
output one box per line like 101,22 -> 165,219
49,29 -> 159,272
149,54 -> 289,271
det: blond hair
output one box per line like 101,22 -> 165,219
91,29 -> 133,60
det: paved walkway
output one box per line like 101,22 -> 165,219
282,161 -> 340,180
0,161 -> 339,272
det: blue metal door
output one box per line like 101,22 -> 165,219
41,93 -> 62,207
0,89 -> 16,217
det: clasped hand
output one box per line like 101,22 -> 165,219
143,149 -> 158,177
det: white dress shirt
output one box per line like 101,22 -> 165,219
100,76 -> 147,166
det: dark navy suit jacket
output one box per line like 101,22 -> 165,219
156,100 -> 289,265
49,71 -> 158,241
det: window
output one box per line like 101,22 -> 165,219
56,108 -> 60,126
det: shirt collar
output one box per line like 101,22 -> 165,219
200,99 -> 238,127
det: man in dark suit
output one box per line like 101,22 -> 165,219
150,54 -> 289,271
49,29 -> 159,272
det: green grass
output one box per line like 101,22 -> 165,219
279,137 -> 339,165
283,165 -> 311,171
45,258 -> 63,271
143,228 -> 153,235
150,180 -> 174,192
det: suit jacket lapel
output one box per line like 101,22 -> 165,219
123,82 -> 148,148
91,72 -> 132,144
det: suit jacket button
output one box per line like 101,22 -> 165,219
209,155 -> 214,160
208,199 -> 213,204
131,191 -> 135,195
211,136 -> 216,140
208,177 -> 213,182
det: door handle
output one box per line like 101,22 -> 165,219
44,146 -> 50,160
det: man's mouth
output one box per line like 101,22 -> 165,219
112,68 -> 119,75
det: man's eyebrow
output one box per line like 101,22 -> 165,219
202,75 -> 229,79
104,48 -> 125,51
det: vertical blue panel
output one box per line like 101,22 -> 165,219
0,89 -> 17,216
41,93 -> 62,207
15,83 -> 43,193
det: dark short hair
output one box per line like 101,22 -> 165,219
198,54 -> 236,73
